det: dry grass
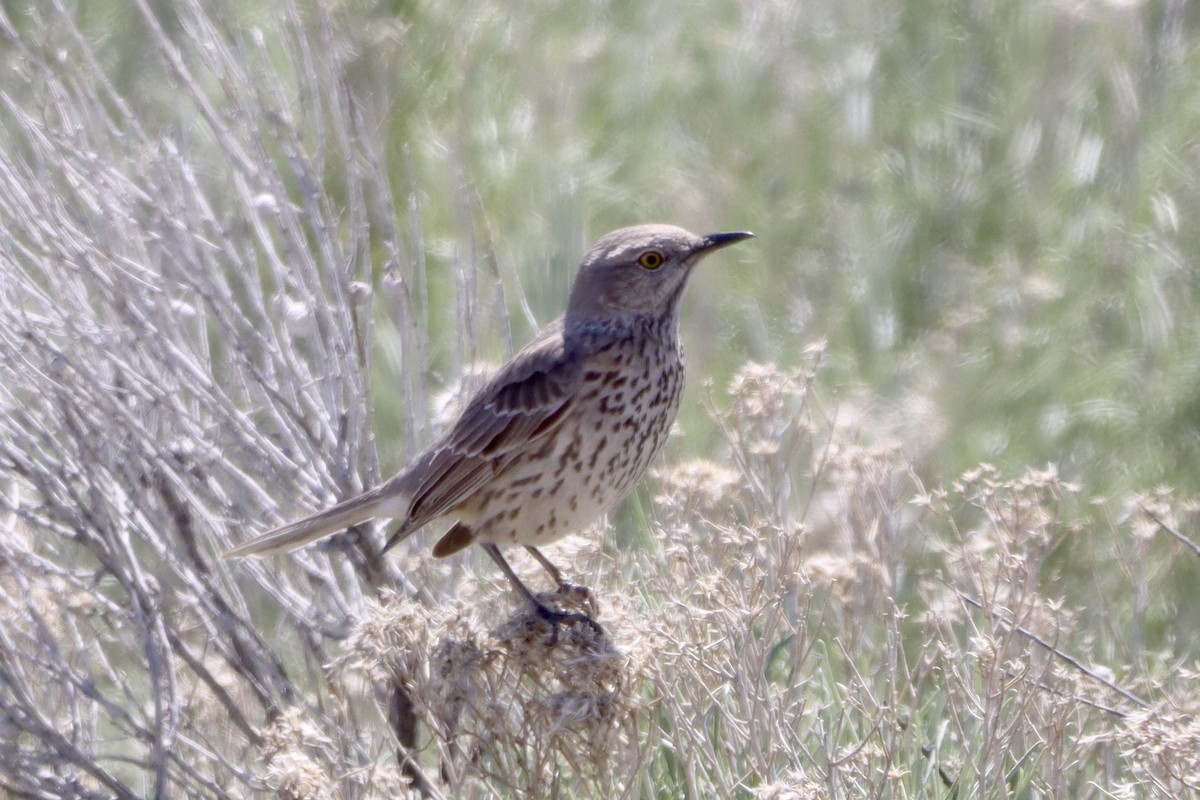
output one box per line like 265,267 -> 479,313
1,1 -> 1199,798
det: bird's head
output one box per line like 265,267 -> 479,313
566,224 -> 753,323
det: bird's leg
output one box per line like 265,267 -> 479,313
524,546 -> 597,615
523,545 -> 566,586
483,544 -> 602,641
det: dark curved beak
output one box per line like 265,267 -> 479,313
697,230 -> 755,255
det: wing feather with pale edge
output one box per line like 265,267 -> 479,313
396,318 -> 581,533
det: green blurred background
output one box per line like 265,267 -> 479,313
30,0 -> 1198,497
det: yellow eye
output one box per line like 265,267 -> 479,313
638,250 -> 665,270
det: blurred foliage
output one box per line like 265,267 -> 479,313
20,0 -> 1198,497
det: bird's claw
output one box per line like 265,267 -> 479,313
553,581 -> 598,618
533,601 -> 605,646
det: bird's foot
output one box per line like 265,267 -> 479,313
531,598 -> 605,646
552,581 -> 598,619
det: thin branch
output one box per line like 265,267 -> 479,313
1139,502 -> 1200,559
957,591 -> 1148,708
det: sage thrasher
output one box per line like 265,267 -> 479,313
225,224 -> 753,627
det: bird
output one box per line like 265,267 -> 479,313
225,224 -> 754,631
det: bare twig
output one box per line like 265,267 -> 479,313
956,591 -> 1148,709
1139,502 -> 1200,559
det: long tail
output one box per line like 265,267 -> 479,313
223,485 -> 398,559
